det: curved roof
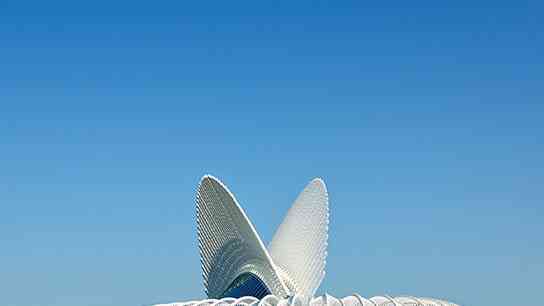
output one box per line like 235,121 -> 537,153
196,175 -> 329,299
196,175 -> 289,298
268,178 -> 329,297
154,295 -> 460,306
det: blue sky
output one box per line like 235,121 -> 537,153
1,1 -> 543,306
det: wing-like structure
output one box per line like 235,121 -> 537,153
196,175 -> 289,299
268,178 -> 329,297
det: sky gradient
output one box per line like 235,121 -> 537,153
1,1 -> 543,306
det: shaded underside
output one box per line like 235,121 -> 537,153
222,272 -> 271,299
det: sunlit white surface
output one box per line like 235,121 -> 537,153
153,294 -> 460,306
269,178 -> 329,297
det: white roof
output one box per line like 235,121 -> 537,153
196,175 -> 329,298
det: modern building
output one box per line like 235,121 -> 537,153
197,175 -> 328,299
154,175 -> 459,306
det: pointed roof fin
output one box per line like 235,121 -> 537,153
268,178 -> 329,297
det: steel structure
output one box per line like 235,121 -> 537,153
154,294 -> 460,306
196,175 -> 328,299
154,175 -> 459,306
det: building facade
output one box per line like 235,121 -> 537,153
154,175 -> 459,306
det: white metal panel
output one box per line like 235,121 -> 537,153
268,178 -> 329,297
155,294 -> 459,306
196,175 -> 289,298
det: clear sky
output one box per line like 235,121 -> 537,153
1,1 -> 542,306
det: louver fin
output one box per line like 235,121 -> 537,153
268,178 -> 329,297
196,175 -> 289,298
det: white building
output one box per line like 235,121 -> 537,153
155,175 -> 459,306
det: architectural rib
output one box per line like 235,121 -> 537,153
153,295 -> 460,306
196,175 -> 289,298
268,178 -> 329,298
